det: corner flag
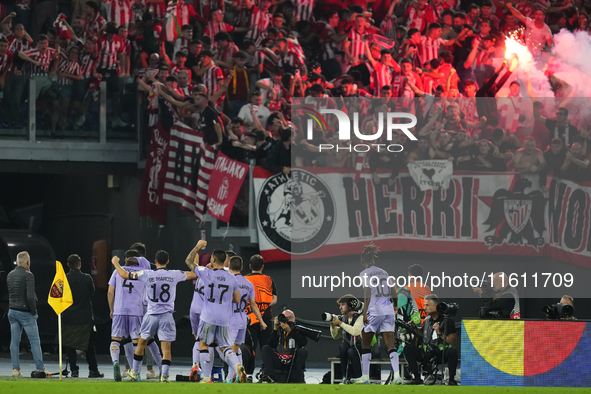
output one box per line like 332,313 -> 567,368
47,261 -> 73,315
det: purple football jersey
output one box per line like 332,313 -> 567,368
108,266 -> 145,316
360,266 -> 395,317
137,256 -> 152,269
190,277 -> 205,314
131,269 -> 187,315
230,275 -> 255,327
198,268 -> 238,326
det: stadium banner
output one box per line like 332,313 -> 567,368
461,319 -> 591,387
161,120 -> 216,222
253,166 -> 591,268
206,153 -> 249,222
407,160 -> 454,191
139,122 -> 169,225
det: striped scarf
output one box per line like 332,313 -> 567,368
232,66 -> 249,94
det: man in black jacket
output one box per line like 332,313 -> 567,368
62,254 -> 104,378
263,128 -> 292,175
261,310 -> 308,383
476,59 -> 516,127
473,272 -> 521,319
7,251 -> 46,377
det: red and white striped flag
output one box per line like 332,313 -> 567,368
162,120 -> 216,222
354,152 -> 366,183
160,0 -> 182,42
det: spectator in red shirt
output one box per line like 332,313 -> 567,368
204,9 -> 235,38
1,36 -> 39,127
8,22 -> 33,53
405,0 -> 437,33
214,32 -> 239,69
96,23 -> 126,127
118,25 -> 131,78
84,1 -> 106,39
56,46 -> 82,136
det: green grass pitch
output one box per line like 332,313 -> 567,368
1,380 -> 591,393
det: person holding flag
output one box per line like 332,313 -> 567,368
7,251 -> 48,378
61,254 -> 104,378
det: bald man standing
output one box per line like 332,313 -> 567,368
7,251 -> 46,377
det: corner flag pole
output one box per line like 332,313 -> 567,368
58,313 -> 63,381
47,261 -> 73,381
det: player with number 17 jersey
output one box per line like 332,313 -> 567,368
198,268 -> 238,327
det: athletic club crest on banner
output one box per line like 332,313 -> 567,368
504,199 -> 533,234
483,178 -> 546,249
257,169 -> 335,255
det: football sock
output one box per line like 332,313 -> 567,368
110,341 -> 120,363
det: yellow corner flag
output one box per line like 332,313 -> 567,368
47,261 -> 73,315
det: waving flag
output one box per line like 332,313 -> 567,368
160,0 -> 182,42
47,261 -> 73,315
162,120 -> 216,222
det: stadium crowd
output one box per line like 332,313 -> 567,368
1,0 -> 591,175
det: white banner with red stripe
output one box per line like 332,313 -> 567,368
253,166 -> 591,268
162,120 -> 216,222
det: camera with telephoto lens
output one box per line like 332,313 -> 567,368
479,307 -> 502,319
321,312 -> 344,322
395,319 -> 417,343
436,302 -> 459,316
278,313 -> 321,342
543,303 -> 574,319
278,313 -> 290,324
295,324 -> 322,342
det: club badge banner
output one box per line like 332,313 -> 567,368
254,166 -> 591,268
206,153 -> 249,222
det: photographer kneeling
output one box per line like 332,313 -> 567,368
328,295 -> 363,384
261,310 -> 308,383
402,294 -> 459,386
